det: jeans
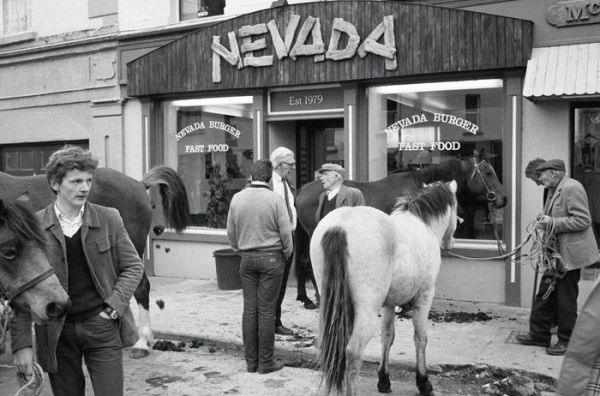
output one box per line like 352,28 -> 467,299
49,314 -> 123,396
240,252 -> 285,370
530,269 -> 581,343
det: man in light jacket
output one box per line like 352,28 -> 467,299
516,159 -> 599,356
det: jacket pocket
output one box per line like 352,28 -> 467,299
96,238 -> 112,253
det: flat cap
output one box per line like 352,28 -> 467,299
536,159 -> 566,172
317,163 -> 345,176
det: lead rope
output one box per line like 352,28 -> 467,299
0,302 -> 44,396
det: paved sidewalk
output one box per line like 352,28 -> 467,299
138,276 -> 563,380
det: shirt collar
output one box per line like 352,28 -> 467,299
54,202 -> 85,223
327,185 -> 341,199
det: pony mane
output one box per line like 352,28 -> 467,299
0,200 -> 45,247
392,182 -> 456,225
411,160 -> 467,193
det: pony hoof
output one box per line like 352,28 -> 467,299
377,383 -> 392,393
129,348 -> 150,359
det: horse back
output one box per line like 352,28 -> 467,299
310,206 -> 395,306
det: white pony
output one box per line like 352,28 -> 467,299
310,181 -> 458,396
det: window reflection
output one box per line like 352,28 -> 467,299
164,97 -> 253,228
368,80 -> 505,241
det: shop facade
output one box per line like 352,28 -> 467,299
127,1 -> 534,305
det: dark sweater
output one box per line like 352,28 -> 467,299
320,195 -> 337,220
65,229 -> 104,321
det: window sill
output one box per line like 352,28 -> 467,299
153,227 -> 228,243
443,239 -> 508,261
0,31 -> 37,47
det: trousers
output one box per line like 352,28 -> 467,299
49,314 -> 123,396
530,269 -> 581,343
240,252 -> 284,370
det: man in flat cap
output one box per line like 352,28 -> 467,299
517,159 -> 599,356
315,163 -> 365,223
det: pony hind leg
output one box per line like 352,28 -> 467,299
130,272 -> 154,359
345,310 -> 379,396
377,306 -> 395,393
412,295 -> 436,396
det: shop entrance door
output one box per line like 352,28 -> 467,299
296,118 -> 344,188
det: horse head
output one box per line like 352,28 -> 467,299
441,180 -> 459,250
0,199 -> 70,324
462,158 -> 507,208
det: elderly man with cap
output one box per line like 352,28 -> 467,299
516,159 -> 599,356
315,163 -> 365,223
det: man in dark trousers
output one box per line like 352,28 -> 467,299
269,146 -> 298,335
516,159 -> 600,355
11,146 -> 143,395
227,159 -> 293,374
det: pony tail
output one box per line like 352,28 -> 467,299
320,226 -> 354,394
142,166 -> 190,231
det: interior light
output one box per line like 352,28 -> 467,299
372,79 -> 503,94
171,96 -> 254,107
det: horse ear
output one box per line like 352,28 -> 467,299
448,180 -> 458,194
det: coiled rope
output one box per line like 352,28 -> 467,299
445,213 -> 566,291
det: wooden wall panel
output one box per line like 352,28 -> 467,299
127,1 -> 534,97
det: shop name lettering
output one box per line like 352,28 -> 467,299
385,113 -> 479,135
547,0 -> 600,27
211,15 -> 396,83
175,121 -> 240,153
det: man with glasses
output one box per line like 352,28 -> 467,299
269,146 -> 297,336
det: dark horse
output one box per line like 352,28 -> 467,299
294,158 -> 507,305
0,166 -> 189,358
0,199 -> 70,353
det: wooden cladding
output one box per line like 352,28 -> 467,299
127,1 -> 533,97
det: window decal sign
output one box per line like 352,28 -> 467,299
176,121 -> 241,153
385,113 -> 479,136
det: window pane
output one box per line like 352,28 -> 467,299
573,107 -> 600,246
19,150 -> 34,170
2,0 -> 29,36
164,97 -> 254,228
368,80 -> 505,241
180,0 -> 224,21
3,152 -> 18,170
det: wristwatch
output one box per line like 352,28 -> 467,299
104,306 -> 119,320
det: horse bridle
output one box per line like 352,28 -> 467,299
469,159 -> 497,203
0,268 -> 55,306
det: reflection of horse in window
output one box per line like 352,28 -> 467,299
0,166 -> 189,358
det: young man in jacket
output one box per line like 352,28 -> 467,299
11,146 -> 143,396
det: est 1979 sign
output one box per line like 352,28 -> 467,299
269,87 -> 344,114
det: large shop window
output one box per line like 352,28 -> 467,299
164,96 -> 253,229
368,79 -> 505,241
573,104 -> 600,246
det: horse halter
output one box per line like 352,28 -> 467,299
0,268 -> 55,306
470,159 -> 497,203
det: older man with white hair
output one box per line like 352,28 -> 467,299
269,146 -> 297,336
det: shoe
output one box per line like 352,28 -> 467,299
303,299 -> 318,310
547,340 -> 568,356
515,333 -> 550,347
258,360 -> 285,374
275,325 -> 294,336
247,365 -> 257,373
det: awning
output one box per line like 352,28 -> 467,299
523,43 -> 600,99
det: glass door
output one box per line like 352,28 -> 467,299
296,119 -> 344,188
